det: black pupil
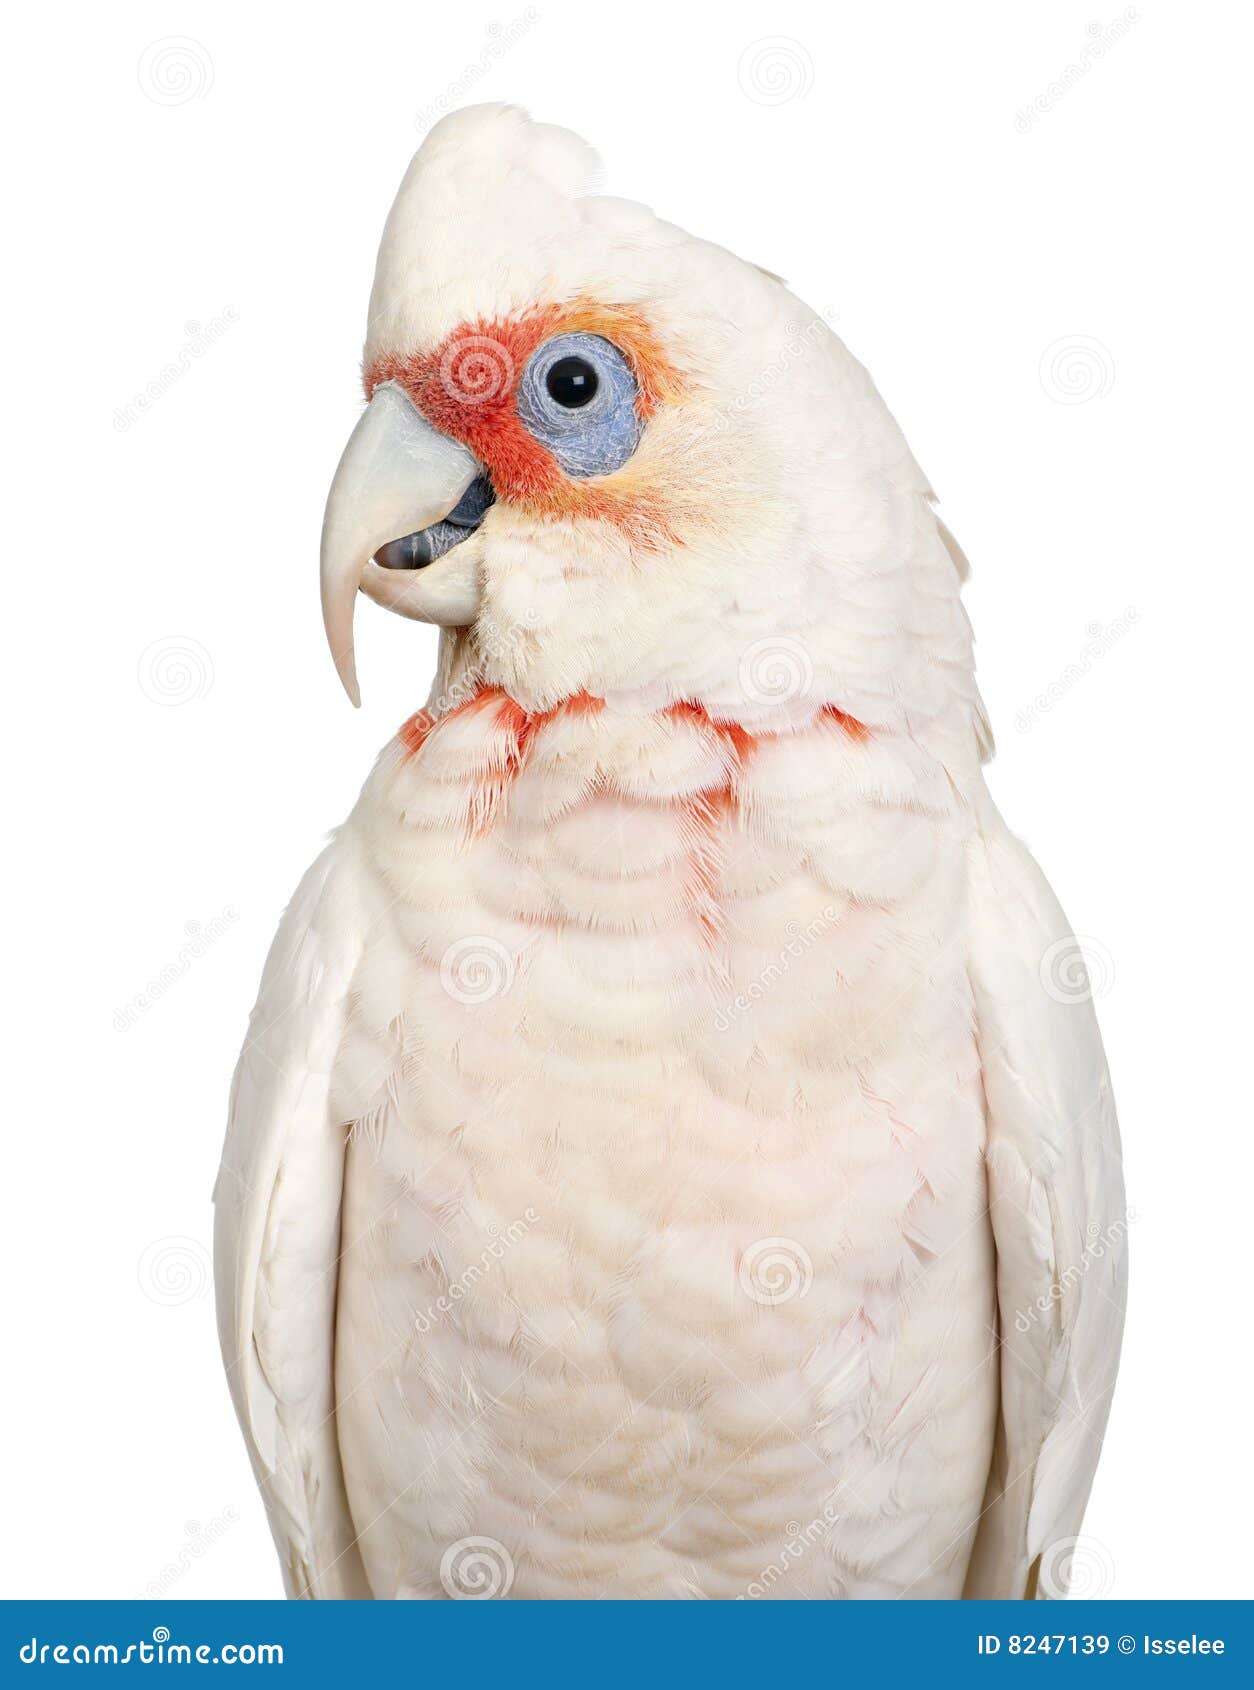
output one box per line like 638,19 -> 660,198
546,356 -> 598,408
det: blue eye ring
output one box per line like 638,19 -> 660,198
516,332 -> 641,478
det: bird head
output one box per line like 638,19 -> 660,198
322,104 -> 976,748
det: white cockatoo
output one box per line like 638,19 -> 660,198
215,105 -> 1126,1601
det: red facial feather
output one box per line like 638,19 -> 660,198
365,301 -> 686,546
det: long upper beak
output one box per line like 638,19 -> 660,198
319,381 -> 480,705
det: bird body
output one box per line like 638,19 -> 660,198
215,105 -> 1126,1601
333,691 -> 996,1600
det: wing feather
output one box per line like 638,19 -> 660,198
213,836 -> 370,1599
963,799 -> 1127,1599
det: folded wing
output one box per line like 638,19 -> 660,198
964,800 -> 1128,1599
213,837 -> 371,1599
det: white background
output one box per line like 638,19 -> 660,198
4,0 -> 1250,1600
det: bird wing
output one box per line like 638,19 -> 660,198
213,835 -> 371,1599
963,796 -> 1128,1599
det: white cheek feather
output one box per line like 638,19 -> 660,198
215,103 -> 1125,1601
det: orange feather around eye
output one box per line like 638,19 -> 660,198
365,301 -> 687,544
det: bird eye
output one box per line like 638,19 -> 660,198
545,356 -> 599,408
517,333 -> 640,477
